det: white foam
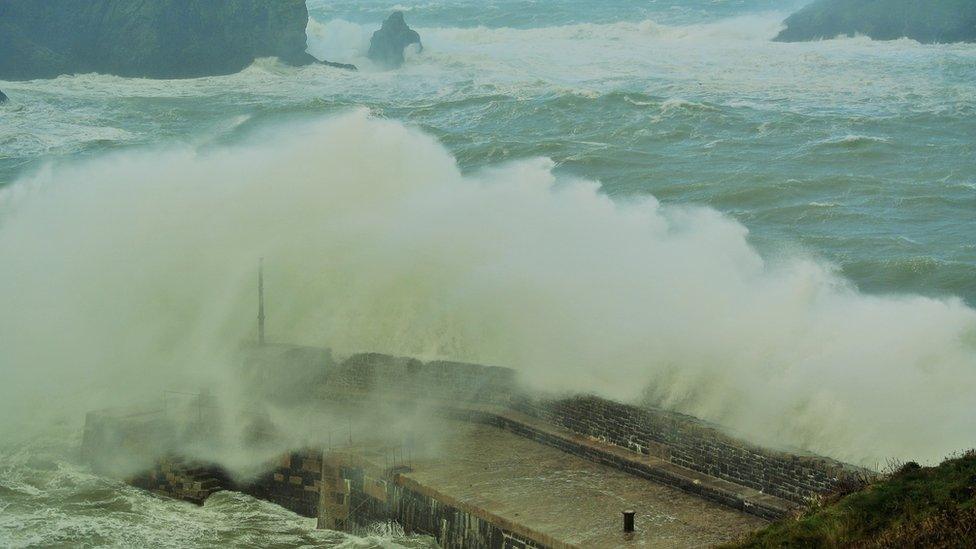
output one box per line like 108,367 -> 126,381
1,111 -> 974,467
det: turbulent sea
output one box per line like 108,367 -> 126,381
1,0 -> 975,546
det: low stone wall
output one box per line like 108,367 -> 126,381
289,348 -> 861,507
241,346 -> 515,406
129,457 -> 232,505
511,394 -> 861,504
244,450 -> 323,518
124,450 -> 323,517
327,353 -> 516,406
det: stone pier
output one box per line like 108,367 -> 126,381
81,346 -> 869,548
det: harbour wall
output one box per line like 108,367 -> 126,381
82,347 -> 870,547
306,350 -> 863,507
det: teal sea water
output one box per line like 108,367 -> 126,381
1,1 -> 975,546
2,0 -> 974,305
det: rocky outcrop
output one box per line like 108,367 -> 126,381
0,0 -> 353,80
0,90 -> 7,104
368,12 -> 422,69
775,0 -> 976,43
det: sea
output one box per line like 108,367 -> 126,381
1,0 -> 974,546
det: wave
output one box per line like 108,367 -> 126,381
304,13 -> 789,69
815,134 -> 892,148
422,13 -> 788,44
1,111 -> 974,469
0,435 -> 425,548
299,13 -> 976,118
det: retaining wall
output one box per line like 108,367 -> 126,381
510,394 -> 859,504
304,351 -> 861,506
83,346 -> 867,546
321,456 -> 567,548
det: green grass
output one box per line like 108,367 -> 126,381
728,451 -> 976,548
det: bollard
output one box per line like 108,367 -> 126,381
623,510 -> 635,532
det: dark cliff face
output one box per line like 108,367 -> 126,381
368,12 -> 422,69
775,0 -> 976,43
0,0 -> 317,80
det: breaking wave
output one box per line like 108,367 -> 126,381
1,111 -> 974,468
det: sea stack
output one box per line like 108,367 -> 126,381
775,0 -> 976,43
0,0 -> 338,80
368,12 -> 422,69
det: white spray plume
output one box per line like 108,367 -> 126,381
0,110 -> 973,466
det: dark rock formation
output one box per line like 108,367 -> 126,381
368,12 -> 422,69
0,0 -> 354,80
320,60 -> 359,71
0,90 -> 7,104
775,0 -> 976,43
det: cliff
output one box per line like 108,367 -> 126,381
775,0 -> 976,43
0,0 -> 325,80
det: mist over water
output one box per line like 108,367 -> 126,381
2,109 -> 974,466
2,0 -> 976,545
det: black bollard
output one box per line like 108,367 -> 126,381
623,510 -> 635,532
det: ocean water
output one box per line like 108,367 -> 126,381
2,1 -> 974,305
1,1 -> 975,546
0,431 -> 433,548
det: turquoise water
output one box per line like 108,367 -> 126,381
1,1 -> 975,546
1,0 -> 973,305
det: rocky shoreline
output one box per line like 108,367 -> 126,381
776,0 -> 976,44
0,0 -> 354,80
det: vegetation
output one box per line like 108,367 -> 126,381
729,451 -> 976,548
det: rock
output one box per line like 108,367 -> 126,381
0,90 -> 7,104
775,0 -> 976,43
0,0 -> 353,80
320,59 -> 359,71
368,12 -> 422,69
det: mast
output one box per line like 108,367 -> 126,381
258,257 -> 266,345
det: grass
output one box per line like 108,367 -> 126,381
727,450 -> 976,548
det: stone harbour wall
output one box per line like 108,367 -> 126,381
129,457 -> 232,505
83,345 -> 872,547
244,449 -> 324,518
511,394 -> 862,504
329,461 -> 567,549
240,346 -> 863,506
124,450 -> 324,517
241,345 -> 516,406
302,350 -> 862,505
387,477 -> 559,549
329,353 -> 516,405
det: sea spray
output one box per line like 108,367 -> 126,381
0,111 -> 974,468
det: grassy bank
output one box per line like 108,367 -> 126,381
729,450 -> 976,547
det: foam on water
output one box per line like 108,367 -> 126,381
0,430 -> 429,547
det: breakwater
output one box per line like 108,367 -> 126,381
81,346 -> 867,547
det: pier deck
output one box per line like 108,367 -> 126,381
403,419 -> 767,548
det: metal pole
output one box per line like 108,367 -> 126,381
258,257 -> 266,345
